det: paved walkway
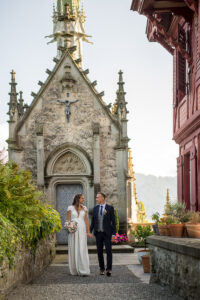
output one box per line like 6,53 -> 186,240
6,251 -> 183,300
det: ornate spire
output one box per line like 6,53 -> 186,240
112,70 -> 128,120
57,0 -> 80,15
8,70 -> 19,121
165,188 -> 170,210
46,0 -> 92,61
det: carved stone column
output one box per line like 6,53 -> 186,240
93,123 -> 100,199
36,126 -> 44,186
116,146 -> 127,233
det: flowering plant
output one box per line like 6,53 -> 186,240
113,233 -> 129,244
64,221 -> 78,233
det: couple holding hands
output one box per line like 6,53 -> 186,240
66,192 -> 116,276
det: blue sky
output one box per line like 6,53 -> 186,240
0,0 -> 178,176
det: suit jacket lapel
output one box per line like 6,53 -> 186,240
103,204 -> 108,219
95,205 -> 100,217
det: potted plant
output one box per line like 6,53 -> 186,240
152,212 -> 160,235
141,252 -> 150,273
165,202 -> 190,237
158,218 -> 170,236
185,211 -> 200,238
132,225 -> 153,264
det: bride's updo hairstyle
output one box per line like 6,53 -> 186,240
72,194 -> 83,210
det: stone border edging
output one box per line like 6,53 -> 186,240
147,236 -> 200,259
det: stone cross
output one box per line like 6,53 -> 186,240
57,94 -> 79,122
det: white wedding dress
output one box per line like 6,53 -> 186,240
67,205 -> 90,276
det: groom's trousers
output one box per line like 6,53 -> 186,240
95,232 -> 112,271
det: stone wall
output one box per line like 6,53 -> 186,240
148,236 -> 200,300
0,235 -> 56,297
15,54 -> 120,209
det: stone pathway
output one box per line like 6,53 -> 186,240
6,252 -> 183,300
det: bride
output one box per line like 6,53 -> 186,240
66,194 -> 92,276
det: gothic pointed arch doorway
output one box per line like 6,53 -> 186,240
45,143 -> 94,244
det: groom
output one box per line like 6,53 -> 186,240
90,192 -> 116,276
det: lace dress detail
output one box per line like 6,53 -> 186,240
67,205 -> 90,276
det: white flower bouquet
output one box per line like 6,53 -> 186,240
64,221 -> 78,233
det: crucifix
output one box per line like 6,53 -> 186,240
57,93 -> 79,122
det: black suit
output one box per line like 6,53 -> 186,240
90,204 -> 116,271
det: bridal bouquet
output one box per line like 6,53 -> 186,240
64,221 -> 78,233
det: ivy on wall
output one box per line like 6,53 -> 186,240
0,161 -> 61,267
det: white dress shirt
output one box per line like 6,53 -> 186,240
99,203 -> 106,215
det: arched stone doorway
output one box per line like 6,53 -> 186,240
45,143 -> 94,244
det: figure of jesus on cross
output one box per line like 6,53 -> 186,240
57,94 -> 79,122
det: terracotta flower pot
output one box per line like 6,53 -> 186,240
168,224 -> 184,237
158,225 -> 165,236
185,223 -> 200,238
141,255 -> 150,273
137,249 -> 149,264
158,225 -> 170,236
165,225 -> 171,236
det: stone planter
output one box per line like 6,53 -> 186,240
152,224 -> 159,235
137,249 -> 149,264
141,255 -> 150,273
185,223 -> 200,238
168,224 -> 184,237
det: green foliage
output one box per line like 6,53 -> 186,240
0,213 -> 20,267
114,208 -> 119,233
151,212 -> 160,223
188,211 -> 200,224
132,225 -> 153,249
165,215 -> 180,225
0,161 -> 61,267
165,201 -> 190,223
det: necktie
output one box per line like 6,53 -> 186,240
100,205 -> 103,216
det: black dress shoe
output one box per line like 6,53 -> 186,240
106,270 -> 111,276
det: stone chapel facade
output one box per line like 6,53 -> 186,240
7,0 -> 137,243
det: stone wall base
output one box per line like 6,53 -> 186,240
148,236 -> 200,300
0,234 -> 56,296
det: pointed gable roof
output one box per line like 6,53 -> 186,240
15,48 -> 119,137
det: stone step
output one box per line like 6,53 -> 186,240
56,245 -> 134,254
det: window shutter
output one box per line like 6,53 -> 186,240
177,25 -> 186,102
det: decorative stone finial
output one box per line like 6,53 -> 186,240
11,69 -> 16,82
8,69 -> 19,120
113,70 -> 128,120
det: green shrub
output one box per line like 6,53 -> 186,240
0,213 -> 20,267
152,212 -> 160,223
132,225 -> 153,249
0,161 -> 61,267
165,201 -> 190,223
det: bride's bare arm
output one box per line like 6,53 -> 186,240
84,211 -> 92,238
67,210 -> 71,221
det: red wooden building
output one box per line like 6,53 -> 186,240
131,0 -> 200,211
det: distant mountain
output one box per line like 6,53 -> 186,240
135,173 -> 177,221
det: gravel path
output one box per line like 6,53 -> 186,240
6,265 -> 183,300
